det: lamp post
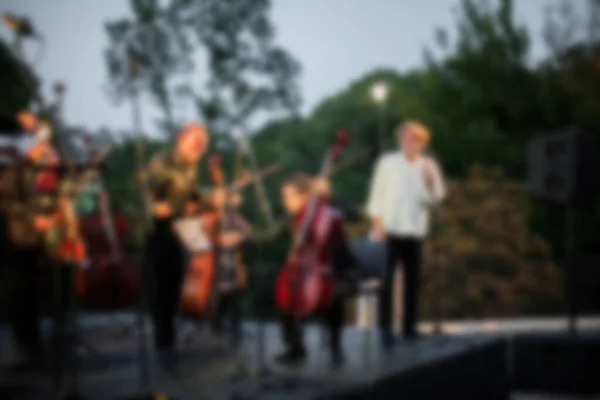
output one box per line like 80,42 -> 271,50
2,13 -> 36,56
51,81 -> 68,156
370,81 -> 389,155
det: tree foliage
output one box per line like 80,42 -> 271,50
104,0 -> 193,137
422,166 -> 563,319
104,0 -> 302,144
174,0 -> 302,142
0,40 -> 39,116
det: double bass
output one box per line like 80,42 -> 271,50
76,188 -> 140,310
275,130 -> 350,318
178,156 -> 281,317
74,137 -> 140,310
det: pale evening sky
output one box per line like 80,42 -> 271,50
0,0 -> 572,136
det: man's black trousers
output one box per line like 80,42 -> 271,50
379,235 -> 423,338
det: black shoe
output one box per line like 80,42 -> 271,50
274,348 -> 306,365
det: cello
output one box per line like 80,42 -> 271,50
275,130 -> 350,318
178,155 -> 222,318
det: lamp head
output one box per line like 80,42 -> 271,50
370,81 -> 389,104
2,13 -> 35,37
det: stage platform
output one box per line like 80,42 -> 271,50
0,316 -> 508,400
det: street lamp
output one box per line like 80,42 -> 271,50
2,13 -> 39,58
370,81 -> 389,104
370,81 -> 389,155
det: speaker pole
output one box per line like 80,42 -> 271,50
565,206 -> 577,335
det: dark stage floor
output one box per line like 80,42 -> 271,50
0,314 -> 500,399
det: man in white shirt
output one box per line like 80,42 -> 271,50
365,121 -> 445,346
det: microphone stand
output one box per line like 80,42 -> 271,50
120,63 -> 171,400
55,260 -> 86,400
251,222 -> 280,396
254,234 -> 271,379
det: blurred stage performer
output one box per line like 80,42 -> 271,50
276,173 -> 356,367
211,190 -> 252,347
365,121 -> 445,347
145,123 -> 209,356
0,112 -> 83,366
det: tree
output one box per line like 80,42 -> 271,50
422,0 -> 566,178
543,0 -> 600,133
173,0 -> 302,143
0,40 -> 38,116
104,0 -> 193,138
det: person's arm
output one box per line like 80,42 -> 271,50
235,214 -> 253,239
420,157 -> 446,206
249,217 -> 290,243
365,156 -> 388,238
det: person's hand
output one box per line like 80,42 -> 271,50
422,160 -> 435,191
34,216 -> 53,232
313,177 -> 330,197
219,231 -> 244,248
211,188 -> 227,209
371,219 -> 386,242
153,202 -> 172,218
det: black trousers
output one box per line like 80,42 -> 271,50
280,296 -> 344,357
6,247 -> 44,355
148,219 -> 184,350
212,289 -> 242,347
5,247 -> 72,355
379,235 -> 423,338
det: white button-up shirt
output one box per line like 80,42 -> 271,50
365,151 -> 445,239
